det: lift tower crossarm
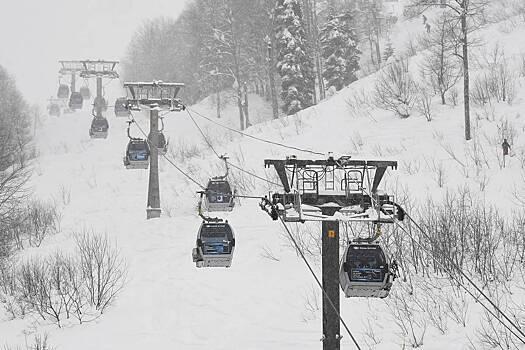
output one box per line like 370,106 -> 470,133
58,60 -> 85,74
79,60 -> 119,79
124,81 -> 184,110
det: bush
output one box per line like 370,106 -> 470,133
0,231 -> 127,327
374,59 -> 418,118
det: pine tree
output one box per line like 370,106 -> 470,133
383,40 -> 394,62
274,0 -> 315,115
319,11 -> 360,91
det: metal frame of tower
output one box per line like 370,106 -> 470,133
264,155 -> 398,350
124,81 -> 184,219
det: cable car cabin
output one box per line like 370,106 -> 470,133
192,221 -> 235,268
123,139 -> 150,169
339,244 -> 395,298
80,86 -> 91,100
57,84 -> 69,99
157,132 -> 167,155
148,132 -> 168,155
48,103 -> 60,117
94,96 -> 108,112
205,179 -> 235,212
114,97 -> 130,117
89,117 -> 109,139
68,92 -> 83,110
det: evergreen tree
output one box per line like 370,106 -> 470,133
383,40 -> 394,62
274,0 -> 315,115
319,11 -> 360,91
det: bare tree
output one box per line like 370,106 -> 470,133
374,58 -> 418,118
420,10 -> 462,104
406,0 -> 489,140
75,231 -> 127,313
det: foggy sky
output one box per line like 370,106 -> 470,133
0,0 -> 189,106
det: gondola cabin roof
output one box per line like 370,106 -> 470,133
206,179 -> 232,193
199,222 -> 234,240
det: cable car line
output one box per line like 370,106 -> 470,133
185,109 -> 221,159
224,159 -> 284,188
128,112 -> 206,189
185,108 -> 284,188
278,216 -> 362,350
395,213 -> 525,344
129,112 -> 272,198
185,106 -> 325,156
354,186 -> 525,342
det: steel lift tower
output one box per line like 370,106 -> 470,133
58,60 -> 84,96
124,81 -> 184,219
263,155 -> 400,350
78,60 -> 119,117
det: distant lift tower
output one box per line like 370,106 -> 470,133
78,60 -> 119,117
59,60 -> 86,110
263,155 -> 400,350
124,81 -> 184,219
59,60 -> 82,95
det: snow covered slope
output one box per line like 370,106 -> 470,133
2,14 -> 525,350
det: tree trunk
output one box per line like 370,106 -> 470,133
267,41 -> 279,119
237,87 -> 245,130
461,10 -> 471,140
369,34 -> 376,66
302,0 -> 317,105
374,16 -> 381,67
243,81 -> 251,127
216,71 -> 221,118
313,0 -> 325,100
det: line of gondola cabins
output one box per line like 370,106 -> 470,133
51,80 -> 399,299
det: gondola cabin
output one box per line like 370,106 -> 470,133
148,132 -> 168,155
192,221 -> 235,268
89,117 -> 109,139
48,103 -> 61,117
57,84 -> 69,99
94,96 -> 108,112
80,86 -> 91,100
339,243 -> 395,298
114,97 -> 130,117
205,179 -> 234,212
68,92 -> 83,110
123,139 -> 150,169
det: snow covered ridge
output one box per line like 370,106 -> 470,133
2,7 -> 525,350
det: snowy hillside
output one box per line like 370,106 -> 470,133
2,10 -> 525,350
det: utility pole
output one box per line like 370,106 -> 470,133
264,156 -> 398,349
147,107 -> 161,219
124,81 -> 185,220
321,204 -> 341,350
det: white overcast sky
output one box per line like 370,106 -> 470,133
0,0 -> 189,106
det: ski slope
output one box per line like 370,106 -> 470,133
3,14 -> 525,350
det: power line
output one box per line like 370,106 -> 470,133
186,106 -> 325,156
278,216 -> 362,350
